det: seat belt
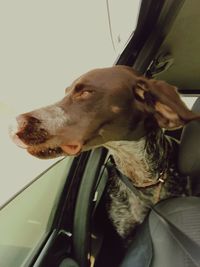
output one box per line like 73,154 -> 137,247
105,157 -> 200,267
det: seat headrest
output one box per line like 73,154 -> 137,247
178,97 -> 200,176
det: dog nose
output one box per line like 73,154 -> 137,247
16,114 -> 28,129
9,114 -> 30,136
9,116 -> 28,148
16,114 -> 41,130
10,113 -> 49,146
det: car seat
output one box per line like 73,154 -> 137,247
119,97 -> 200,267
178,97 -> 200,195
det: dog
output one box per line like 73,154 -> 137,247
11,65 -> 200,240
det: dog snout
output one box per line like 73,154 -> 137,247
16,114 -> 40,129
16,114 -> 41,135
13,114 -> 50,146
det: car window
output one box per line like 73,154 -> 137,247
0,0 -> 117,206
108,0 -> 141,53
182,96 -> 197,109
0,157 -> 72,267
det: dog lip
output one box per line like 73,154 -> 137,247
61,143 -> 82,156
27,146 -> 64,159
9,122 -> 28,149
11,133 -> 28,149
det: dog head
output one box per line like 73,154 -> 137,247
10,65 -> 200,159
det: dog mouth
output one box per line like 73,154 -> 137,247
11,131 -> 83,159
28,146 -> 65,159
24,129 -> 103,159
26,144 -> 82,159
25,143 -> 83,159
61,144 -> 82,155
27,143 -> 82,159
10,121 -> 83,159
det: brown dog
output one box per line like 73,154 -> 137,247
11,65 -> 200,239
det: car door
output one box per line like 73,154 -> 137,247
0,155 -> 80,267
0,147 -> 109,267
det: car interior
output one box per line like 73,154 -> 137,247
1,1 -> 200,267
85,1 -> 200,266
61,1 -> 200,266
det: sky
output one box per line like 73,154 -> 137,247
0,0 -> 196,206
0,0 -> 141,205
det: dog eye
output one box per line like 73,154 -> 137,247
135,93 -> 145,103
74,84 -> 85,93
73,84 -> 94,100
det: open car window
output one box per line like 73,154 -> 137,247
182,97 -> 197,109
0,0 -> 117,206
108,0 -> 141,53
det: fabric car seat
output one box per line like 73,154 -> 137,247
120,97 -> 200,267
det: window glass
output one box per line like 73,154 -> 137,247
182,97 -> 197,109
0,157 -> 72,267
0,0 -> 117,205
108,0 -> 141,53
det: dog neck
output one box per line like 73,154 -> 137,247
104,129 -> 170,187
104,139 -> 152,186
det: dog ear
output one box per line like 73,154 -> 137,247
133,78 -> 200,129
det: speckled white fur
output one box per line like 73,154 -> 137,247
107,177 -> 148,238
105,139 -> 152,186
104,139 -> 153,238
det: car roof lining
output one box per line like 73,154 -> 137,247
155,0 -> 200,91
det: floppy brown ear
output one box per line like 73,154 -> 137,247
134,77 -> 200,129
